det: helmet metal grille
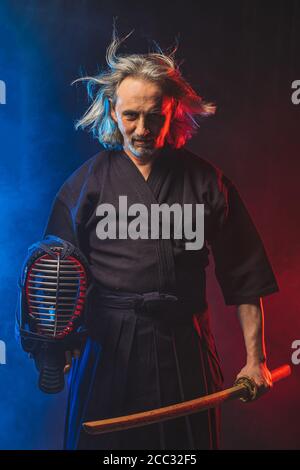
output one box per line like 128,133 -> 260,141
25,248 -> 87,339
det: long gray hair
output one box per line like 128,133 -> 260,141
72,34 -> 216,149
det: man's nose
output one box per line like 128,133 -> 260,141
135,117 -> 150,136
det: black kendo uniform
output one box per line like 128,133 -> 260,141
43,145 -> 278,450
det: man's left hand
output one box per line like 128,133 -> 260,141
236,362 -> 273,399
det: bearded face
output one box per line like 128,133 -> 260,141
110,76 -> 173,160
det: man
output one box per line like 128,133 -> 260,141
42,36 -> 278,450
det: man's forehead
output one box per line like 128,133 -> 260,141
115,77 -> 163,109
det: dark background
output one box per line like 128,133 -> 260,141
0,0 -> 299,449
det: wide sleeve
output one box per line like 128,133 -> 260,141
43,195 -> 78,247
207,174 -> 279,306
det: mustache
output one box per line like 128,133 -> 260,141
132,136 -> 154,142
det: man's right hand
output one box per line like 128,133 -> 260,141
64,349 -> 81,374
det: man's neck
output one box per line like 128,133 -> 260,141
123,147 -> 160,181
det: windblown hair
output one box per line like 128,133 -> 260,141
72,34 -> 216,149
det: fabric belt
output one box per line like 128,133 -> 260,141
91,283 -> 206,324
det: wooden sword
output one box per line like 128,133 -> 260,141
83,364 -> 291,435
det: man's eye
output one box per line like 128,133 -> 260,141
124,113 -> 137,120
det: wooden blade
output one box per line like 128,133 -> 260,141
83,364 -> 291,435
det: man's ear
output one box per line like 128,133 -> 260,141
109,99 -> 117,122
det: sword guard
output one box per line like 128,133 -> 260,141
234,376 -> 258,402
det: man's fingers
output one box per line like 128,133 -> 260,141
251,375 -> 273,398
64,349 -> 81,374
64,350 -> 72,374
72,349 -> 81,359
236,370 -> 273,401
255,373 -> 273,389
65,350 -> 72,365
